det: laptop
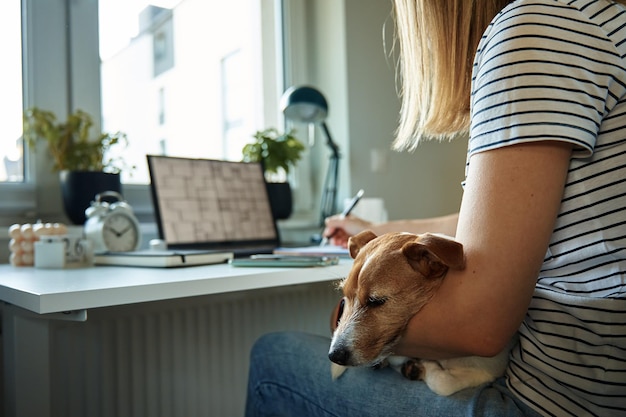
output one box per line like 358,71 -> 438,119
147,155 -> 281,257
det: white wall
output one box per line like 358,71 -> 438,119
306,0 -> 467,220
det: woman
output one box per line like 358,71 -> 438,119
246,1 -> 626,416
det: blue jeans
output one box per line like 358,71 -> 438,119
245,332 -> 542,417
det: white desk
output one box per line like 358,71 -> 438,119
0,261 -> 352,314
0,261 -> 352,417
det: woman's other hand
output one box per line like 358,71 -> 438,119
322,215 -> 373,247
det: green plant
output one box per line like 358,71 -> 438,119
242,128 -> 305,179
23,107 -> 129,173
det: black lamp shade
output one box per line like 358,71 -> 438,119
280,84 -> 339,225
280,85 -> 328,123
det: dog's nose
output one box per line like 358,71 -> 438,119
329,347 -> 351,366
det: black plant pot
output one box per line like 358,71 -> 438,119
59,170 -> 122,225
266,182 -> 293,220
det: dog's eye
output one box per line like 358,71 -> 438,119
336,298 -> 345,327
366,296 -> 386,307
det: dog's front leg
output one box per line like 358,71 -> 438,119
420,360 -> 496,396
386,356 -> 423,379
400,358 -> 425,380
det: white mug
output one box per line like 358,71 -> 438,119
34,237 -> 66,269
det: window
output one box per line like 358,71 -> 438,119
99,0 -> 278,184
0,0 -> 24,183
1,0 -> 292,225
221,49 -> 247,161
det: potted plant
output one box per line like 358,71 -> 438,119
23,107 -> 130,224
242,128 -> 305,219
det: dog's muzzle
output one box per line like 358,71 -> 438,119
328,344 -> 351,366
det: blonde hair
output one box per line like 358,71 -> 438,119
392,0 -> 517,150
392,0 -> 626,151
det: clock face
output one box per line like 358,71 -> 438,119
102,212 -> 140,252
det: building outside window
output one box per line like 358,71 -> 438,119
0,0 -> 292,226
100,0 -> 272,184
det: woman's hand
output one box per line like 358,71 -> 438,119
322,215 -> 373,247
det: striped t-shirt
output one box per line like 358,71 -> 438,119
469,0 -> 626,416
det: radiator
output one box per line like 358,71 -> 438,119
47,281 -> 340,417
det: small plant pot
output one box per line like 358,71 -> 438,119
59,170 -> 122,224
266,182 -> 293,220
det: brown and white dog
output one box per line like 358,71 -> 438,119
328,230 -> 513,396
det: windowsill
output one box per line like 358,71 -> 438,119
0,212 -> 321,265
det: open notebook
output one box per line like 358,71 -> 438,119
146,155 -> 281,257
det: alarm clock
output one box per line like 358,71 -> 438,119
84,191 -> 141,253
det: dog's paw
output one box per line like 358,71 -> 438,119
401,359 -> 425,381
330,363 -> 347,380
372,358 -> 389,370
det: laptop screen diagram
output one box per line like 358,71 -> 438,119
147,155 -> 280,255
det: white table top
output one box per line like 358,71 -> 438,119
0,261 -> 351,314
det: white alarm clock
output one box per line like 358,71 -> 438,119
84,191 -> 141,253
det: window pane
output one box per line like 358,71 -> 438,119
0,1 -> 24,182
99,0 -> 269,184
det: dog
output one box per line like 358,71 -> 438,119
328,230 -> 513,396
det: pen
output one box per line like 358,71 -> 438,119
320,189 -> 364,246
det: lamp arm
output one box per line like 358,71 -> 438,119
320,153 -> 339,224
318,121 -> 340,224
321,122 -> 340,159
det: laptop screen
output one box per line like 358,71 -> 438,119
147,155 -> 280,251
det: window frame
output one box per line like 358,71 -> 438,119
1,0 -> 316,228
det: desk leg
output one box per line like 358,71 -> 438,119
3,304 -> 52,417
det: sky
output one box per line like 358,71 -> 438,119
99,0 -> 182,60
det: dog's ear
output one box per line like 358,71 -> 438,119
348,230 -> 378,259
402,233 -> 465,278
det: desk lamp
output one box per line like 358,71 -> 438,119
280,85 -> 340,225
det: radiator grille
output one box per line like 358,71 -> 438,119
49,282 -> 340,417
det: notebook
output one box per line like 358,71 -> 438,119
94,249 -> 234,268
147,155 -> 281,257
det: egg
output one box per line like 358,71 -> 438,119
9,253 -> 22,266
20,224 -> 34,240
9,239 -> 23,253
21,240 -> 34,252
21,252 -> 34,265
33,222 -> 46,236
8,224 -> 22,239
53,223 -> 68,235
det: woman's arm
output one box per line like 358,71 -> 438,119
394,141 -> 573,359
324,213 -> 459,247
370,213 -> 459,237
